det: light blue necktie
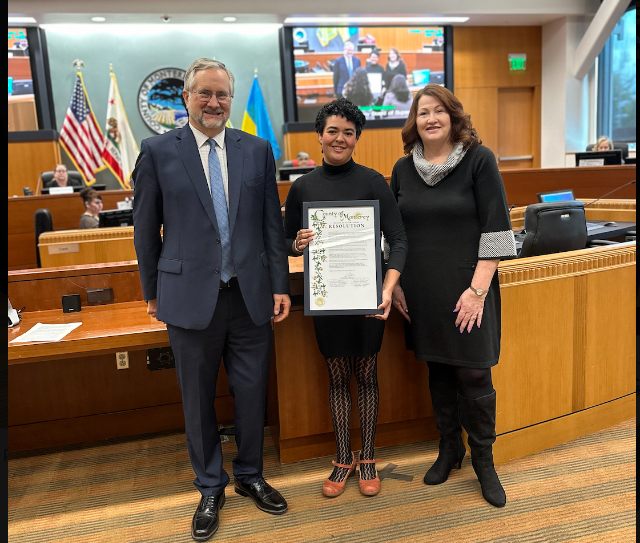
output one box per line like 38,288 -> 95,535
208,140 -> 235,282
347,57 -> 353,76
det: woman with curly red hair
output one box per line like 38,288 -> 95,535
391,85 -> 516,508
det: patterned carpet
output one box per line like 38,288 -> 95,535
8,418 -> 635,543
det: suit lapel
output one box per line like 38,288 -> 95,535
176,125 -> 219,234
225,129 -> 243,238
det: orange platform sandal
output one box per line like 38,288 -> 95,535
358,459 -> 381,496
322,454 -> 357,498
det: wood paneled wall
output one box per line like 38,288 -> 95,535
356,27 -> 443,52
453,26 -> 542,168
8,140 -> 61,197
284,127 -> 406,178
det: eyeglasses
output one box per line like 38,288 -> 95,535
189,90 -> 232,103
55,169 -> 67,173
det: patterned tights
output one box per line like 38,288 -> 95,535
325,355 -> 379,482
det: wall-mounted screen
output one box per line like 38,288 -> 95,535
8,27 -> 39,131
289,26 -> 447,123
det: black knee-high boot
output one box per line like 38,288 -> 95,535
458,390 -> 506,508
424,382 -> 466,485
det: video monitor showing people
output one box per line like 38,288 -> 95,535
8,27 -> 38,131
291,26 -> 446,122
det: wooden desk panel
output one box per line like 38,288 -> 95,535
275,164 -> 636,206
7,267 -> 233,452
500,165 -> 636,206
8,261 -> 142,311
7,213 -> 636,457
8,190 -> 133,269
38,227 -> 137,268
584,265 -> 637,408
495,277 -> 575,434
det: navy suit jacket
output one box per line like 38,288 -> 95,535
333,55 -> 362,95
133,125 -> 290,330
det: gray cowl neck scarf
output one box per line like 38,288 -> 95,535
412,141 -> 467,186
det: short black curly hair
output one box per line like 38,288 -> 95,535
315,98 -> 367,139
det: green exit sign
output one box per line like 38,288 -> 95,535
508,54 -> 527,71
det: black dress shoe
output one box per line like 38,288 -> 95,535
191,491 -> 225,541
234,477 -> 288,515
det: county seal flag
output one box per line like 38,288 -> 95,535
101,70 -> 139,189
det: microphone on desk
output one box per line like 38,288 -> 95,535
583,180 -> 635,208
508,204 -> 515,213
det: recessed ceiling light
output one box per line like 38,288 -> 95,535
223,17 -> 237,22
8,16 -> 37,24
91,16 -> 106,23
284,16 -> 469,25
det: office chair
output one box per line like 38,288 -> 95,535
34,208 -> 53,268
40,170 -> 84,188
281,160 -> 293,167
518,201 -> 587,258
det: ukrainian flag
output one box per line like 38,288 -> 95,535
241,76 -> 281,160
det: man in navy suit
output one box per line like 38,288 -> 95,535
133,58 -> 291,541
332,41 -> 361,96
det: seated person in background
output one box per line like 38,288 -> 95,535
382,74 -> 413,118
333,41 -> 361,96
592,136 -> 613,151
45,164 -> 83,188
79,187 -> 103,229
342,67 -> 374,115
382,48 -> 408,91
365,51 -> 385,75
292,151 -> 315,167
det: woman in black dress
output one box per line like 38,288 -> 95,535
391,85 -> 516,507
284,99 -> 407,498
382,48 -> 407,92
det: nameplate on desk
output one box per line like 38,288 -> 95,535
48,243 -> 80,255
578,158 -> 605,167
48,186 -> 75,195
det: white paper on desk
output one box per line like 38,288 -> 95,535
10,322 -> 82,343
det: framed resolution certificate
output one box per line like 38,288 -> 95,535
303,200 -> 383,316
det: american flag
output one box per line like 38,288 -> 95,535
59,72 -> 105,184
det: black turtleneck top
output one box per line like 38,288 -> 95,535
283,159 -> 408,274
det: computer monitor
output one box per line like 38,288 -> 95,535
99,208 -> 134,228
575,150 -> 623,167
40,184 -> 107,195
537,189 -> 575,203
412,69 -> 431,86
279,166 -> 316,181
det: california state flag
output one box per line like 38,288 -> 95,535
101,70 -> 139,189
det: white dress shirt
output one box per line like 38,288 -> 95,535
189,123 -> 230,208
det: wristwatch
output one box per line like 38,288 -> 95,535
469,285 -> 488,296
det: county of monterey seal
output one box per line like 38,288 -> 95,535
315,297 -> 325,307
138,68 -> 188,134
